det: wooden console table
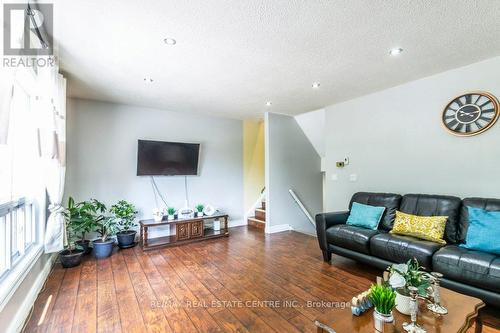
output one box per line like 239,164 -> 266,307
139,213 -> 229,250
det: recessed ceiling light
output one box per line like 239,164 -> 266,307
164,38 -> 177,45
389,47 -> 403,56
312,82 -> 321,89
266,101 -> 272,106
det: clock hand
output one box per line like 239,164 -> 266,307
458,110 -> 480,115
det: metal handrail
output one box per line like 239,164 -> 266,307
288,189 -> 315,226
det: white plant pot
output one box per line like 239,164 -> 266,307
373,310 -> 394,332
168,215 -> 175,220
395,289 -> 412,315
196,212 -> 203,217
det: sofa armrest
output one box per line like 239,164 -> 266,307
315,211 -> 349,251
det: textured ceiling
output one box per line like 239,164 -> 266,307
53,0 -> 500,119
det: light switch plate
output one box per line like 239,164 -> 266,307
349,174 -> 357,182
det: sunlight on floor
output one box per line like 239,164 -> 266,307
37,294 -> 52,326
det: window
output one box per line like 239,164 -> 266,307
0,69 -> 43,289
0,199 -> 36,279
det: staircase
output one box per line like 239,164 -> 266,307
247,200 -> 266,230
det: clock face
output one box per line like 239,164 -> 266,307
442,92 -> 499,136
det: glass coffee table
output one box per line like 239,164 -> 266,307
314,287 -> 484,333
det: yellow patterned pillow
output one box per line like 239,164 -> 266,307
390,211 -> 447,244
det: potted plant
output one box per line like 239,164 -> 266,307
110,200 -> 138,248
65,197 -> 100,254
195,204 -> 204,217
369,284 -> 396,332
167,207 -> 176,220
93,214 -> 119,258
387,258 -> 430,315
59,209 -> 84,268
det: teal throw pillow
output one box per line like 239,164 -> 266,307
460,207 -> 500,255
346,202 -> 385,230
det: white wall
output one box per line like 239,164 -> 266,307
294,109 -> 325,158
265,112 -> 322,235
66,99 -> 244,236
325,56 -> 500,211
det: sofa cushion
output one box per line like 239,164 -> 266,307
326,225 -> 379,255
459,197 -> 500,243
349,192 -> 402,231
400,194 -> 461,244
370,233 -> 443,269
433,245 -> 500,293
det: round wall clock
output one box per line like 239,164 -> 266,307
442,92 -> 499,136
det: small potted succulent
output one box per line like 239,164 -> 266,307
195,204 -> 204,217
369,284 -> 396,332
110,200 -> 138,248
59,215 -> 84,268
167,207 -> 176,220
387,258 -> 430,315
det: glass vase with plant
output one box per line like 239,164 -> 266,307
369,284 -> 396,331
110,200 -> 138,248
388,258 -> 430,315
195,204 -> 204,217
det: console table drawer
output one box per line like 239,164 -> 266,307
176,223 -> 190,241
190,220 -> 204,238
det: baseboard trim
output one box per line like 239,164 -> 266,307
10,253 -> 56,333
265,224 -> 292,234
229,219 -> 246,227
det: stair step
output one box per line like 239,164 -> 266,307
248,217 -> 265,229
255,209 -> 266,221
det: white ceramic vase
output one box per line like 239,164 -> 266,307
373,310 -> 394,332
395,289 -> 412,315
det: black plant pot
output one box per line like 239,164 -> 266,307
75,239 -> 92,255
59,249 -> 84,268
93,238 -> 114,259
117,230 -> 137,249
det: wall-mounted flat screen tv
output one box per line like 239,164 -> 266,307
137,140 -> 200,176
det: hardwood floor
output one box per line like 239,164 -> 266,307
24,226 -> 498,333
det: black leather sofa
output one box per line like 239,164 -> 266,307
316,192 -> 500,307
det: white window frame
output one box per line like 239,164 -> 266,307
0,67 -> 46,312
0,198 -> 44,312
